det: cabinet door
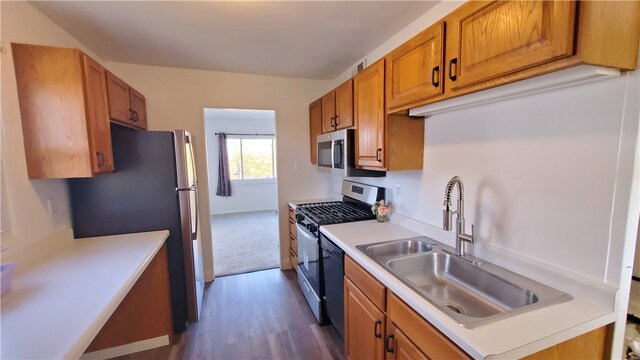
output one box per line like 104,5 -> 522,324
82,56 -> 114,173
388,292 -> 470,359
445,0 -> 576,91
321,91 -> 336,133
386,324 -> 428,360
335,79 -> 354,130
309,98 -> 322,164
129,87 -> 148,130
354,60 -> 385,169
345,277 -> 386,360
386,22 -> 444,111
105,71 -> 131,125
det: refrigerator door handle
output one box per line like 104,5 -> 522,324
192,188 -> 199,240
186,137 -> 199,240
176,185 -> 197,192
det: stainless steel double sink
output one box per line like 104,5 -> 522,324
357,237 -> 571,329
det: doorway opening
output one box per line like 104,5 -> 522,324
203,108 -> 280,277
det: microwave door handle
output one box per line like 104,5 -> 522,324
330,140 -> 335,168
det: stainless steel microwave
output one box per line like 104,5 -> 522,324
317,129 -> 385,177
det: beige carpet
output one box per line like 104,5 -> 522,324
211,210 -> 280,277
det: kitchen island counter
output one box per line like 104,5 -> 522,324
321,220 -> 616,359
0,230 -> 169,359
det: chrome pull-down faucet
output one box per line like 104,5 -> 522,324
443,176 -> 476,257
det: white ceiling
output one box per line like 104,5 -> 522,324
30,1 -> 438,80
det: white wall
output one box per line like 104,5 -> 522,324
341,74 -> 638,281
0,1 -> 108,257
204,108 -> 277,215
103,61 -> 333,281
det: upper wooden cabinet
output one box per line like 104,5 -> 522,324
386,0 -> 640,113
354,60 -> 424,171
445,1 -> 576,92
106,71 -> 148,130
309,98 -> 322,164
386,21 -> 445,112
322,79 -> 354,133
12,43 -> 114,179
354,60 -> 386,169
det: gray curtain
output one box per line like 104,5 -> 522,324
216,133 -> 232,197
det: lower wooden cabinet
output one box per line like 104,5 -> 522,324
85,243 -> 173,353
288,206 -> 298,268
344,255 -> 613,360
387,292 -> 469,359
344,277 -> 386,360
386,323 -> 428,360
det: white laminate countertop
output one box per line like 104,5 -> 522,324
321,221 -> 616,359
0,230 -> 169,359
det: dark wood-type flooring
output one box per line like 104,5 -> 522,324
114,269 -> 344,360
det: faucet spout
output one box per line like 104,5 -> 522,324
442,176 -> 475,257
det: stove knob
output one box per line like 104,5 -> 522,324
296,214 -> 304,222
308,224 -> 318,233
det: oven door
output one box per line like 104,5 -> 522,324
296,222 -> 321,293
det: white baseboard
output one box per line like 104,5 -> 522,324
80,336 -> 169,360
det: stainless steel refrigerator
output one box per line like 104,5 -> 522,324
68,125 -> 204,333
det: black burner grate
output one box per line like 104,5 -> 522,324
297,201 -> 374,225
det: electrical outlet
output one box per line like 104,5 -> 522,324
396,184 -> 401,197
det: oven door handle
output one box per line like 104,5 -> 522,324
296,222 -> 316,240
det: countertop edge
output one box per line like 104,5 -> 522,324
68,230 -> 170,359
1,230 -> 170,359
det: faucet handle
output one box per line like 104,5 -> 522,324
459,224 -> 476,244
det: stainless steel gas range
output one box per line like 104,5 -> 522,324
295,180 -> 385,337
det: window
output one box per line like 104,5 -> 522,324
227,137 -> 276,180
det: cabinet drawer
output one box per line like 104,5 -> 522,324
388,292 -> 470,360
290,234 -> 298,255
290,248 -> 298,270
345,256 -> 386,311
288,217 -> 297,239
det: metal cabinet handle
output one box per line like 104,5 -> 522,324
129,109 -> 135,121
449,58 -> 458,81
96,151 -> 105,168
289,218 -> 295,224
386,333 -> 395,353
335,115 -> 339,126
132,110 -> 139,122
432,65 -> 440,87
374,320 -> 382,338
376,148 -> 382,162
330,116 -> 335,128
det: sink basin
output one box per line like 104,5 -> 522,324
388,253 -> 538,318
357,238 -> 571,328
362,239 -> 432,258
